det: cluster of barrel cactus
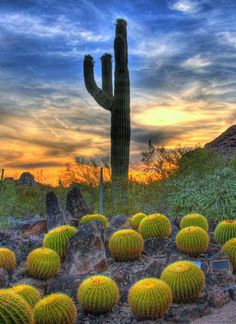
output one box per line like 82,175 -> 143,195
11,284 -> 41,307
130,212 -> 147,229
180,213 -> 208,231
0,247 -> 16,272
214,220 -> 236,245
221,238 -> 236,271
80,214 -> 109,228
139,213 -> 172,239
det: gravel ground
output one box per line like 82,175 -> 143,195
192,301 -> 236,324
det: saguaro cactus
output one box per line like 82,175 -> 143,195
84,19 -> 130,205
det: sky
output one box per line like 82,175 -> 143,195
1,0 -> 236,184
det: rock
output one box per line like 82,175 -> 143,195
64,222 -> 108,276
109,215 -> 128,228
228,284 -> 236,300
46,191 -> 68,231
18,172 -> 36,186
11,215 -> 47,238
144,237 -> 175,257
0,230 -> 11,242
66,186 -> 93,224
207,286 -> 230,308
0,268 -> 9,288
47,274 -> 83,299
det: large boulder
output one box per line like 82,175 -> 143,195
46,191 -> 68,231
9,215 -> 47,238
64,221 -> 108,276
18,172 -> 36,187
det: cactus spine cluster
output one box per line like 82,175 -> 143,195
108,229 -> 144,261
221,238 -> 236,271
214,220 -> 236,245
0,289 -> 33,323
11,284 -> 41,307
160,261 -> 205,303
128,278 -> 172,320
77,275 -> 119,314
180,213 -> 208,231
130,213 -> 147,229
176,226 -> 209,257
80,214 -> 109,228
43,225 -> 78,259
0,247 -> 16,272
84,19 -> 130,207
34,293 -> 77,324
139,214 -> 171,239
26,247 -> 60,280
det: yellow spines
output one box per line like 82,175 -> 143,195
160,261 -> 205,303
221,238 -> 236,271
80,214 -> 109,228
139,213 -> 171,239
26,247 -> 60,280
43,225 -> 78,259
130,213 -> 147,229
108,229 -> 144,261
11,284 -> 41,307
77,275 -> 119,314
180,213 -> 208,231
128,278 -> 172,320
0,247 -> 16,272
176,226 -> 209,257
34,293 -> 77,324
214,220 -> 236,245
0,289 -> 34,323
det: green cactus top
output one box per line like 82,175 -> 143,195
180,213 -> 208,231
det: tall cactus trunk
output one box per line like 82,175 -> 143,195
83,19 -> 130,211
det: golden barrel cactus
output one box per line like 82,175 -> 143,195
180,213 -> 208,231
108,229 -> 144,261
130,213 -> 147,229
176,226 -> 209,257
0,247 -> 16,272
139,213 -> 171,239
11,284 -> 41,307
80,214 -> 109,228
160,261 -> 205,303
128,278 -> 172,320
214,220 -> 236,245
221,238 -> 236,271
77,275 -> 119,314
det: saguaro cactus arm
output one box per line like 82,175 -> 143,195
84,55 -> 113,111
101,53 -> 113,97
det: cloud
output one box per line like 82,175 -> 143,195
170,0 -> 200,14
182,54 -> 211,70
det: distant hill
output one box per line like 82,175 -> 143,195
204,125 -> 236,157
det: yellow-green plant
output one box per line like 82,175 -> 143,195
26,248 -> 60,280
77,275 -> 119,314
176,226 -> 209,257
11,284 -> 41,307
43,225 -> 78,259
130,213 -> 147,229
0,248 -> 16,272
160,261 -> 205,303
34,293 -> 77,324
214,220 -> 236,245
180,213 -> 208,231
221,238 -> 236,271
128,278 -> 172,320
0,289 -> 33,323
139,213 -> 171,239
80,214 -> 109,228
108,229 -> 144,261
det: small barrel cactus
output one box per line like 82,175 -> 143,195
77,275 -> 119,314
0,289 -> 33,323
139,213 -> 171,239
108,229 -> 144,261
180,213 -> 208,231
26,247 -> 60,280
128,278 -> 172,320
130,213 -> 147,229
0,247 -> 16,272
214,220 -> 236,245
34,293 -> 77,324
11,284 -> 41,307
160,261 -> 205,303
176,226 -> 209,257
80,214 -> 109,228
43,225 -> 78,259
221,238 -> 236,271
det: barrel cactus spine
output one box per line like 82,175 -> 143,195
214,220 -> 236,245
128,278 -> 172,320
11,284 -> 41,307
180,213 -> 208,231
0,247 -> 16,272
221,238 -> 236,271
0,289 -> 33,323
26,247 -> 60,280
108,229 -> 144,261
77,275 -> 119,314
176,226 -> 209,257
139,213 -> 172,239
34,293 -> 77,324
43,225 -> 78,259
80,214 -> 109,228
160,261 -> 205,303
130,212 -> 147,229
